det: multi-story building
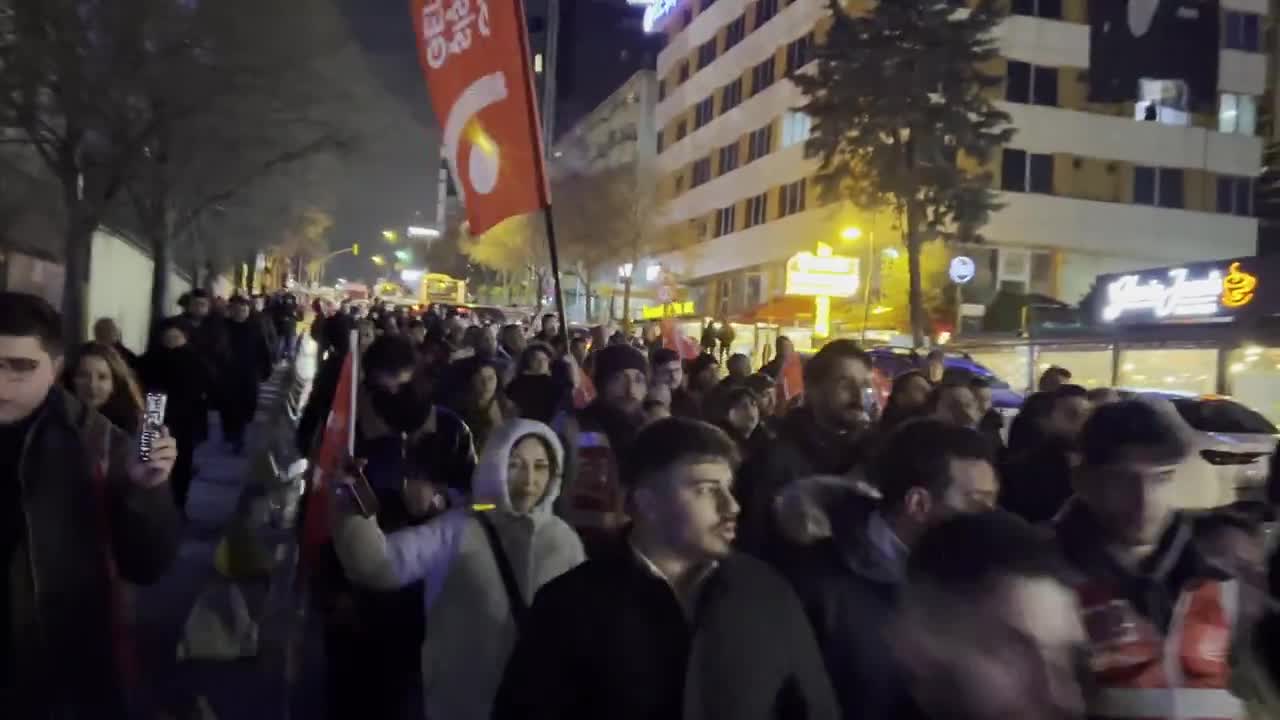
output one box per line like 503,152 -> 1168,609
643,0 -> 1269,331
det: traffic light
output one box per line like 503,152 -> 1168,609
351,243 -> 359,256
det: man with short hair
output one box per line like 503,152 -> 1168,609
1058,400 -> 1253,720
651,347 -> 700,419
534,313 -> 560,346
896,511 -> 1086,720
927,382 -> 981,429
0,292 -> 181,717
494,418 -> 839,720
1038,365 -> 1071,392
785,419 -> 1000,720
737,340 -> 874,562
92,317 -> 140,372
222,296 -> 274,453
725,352 -> 752,383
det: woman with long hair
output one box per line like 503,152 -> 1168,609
444,357 -> 518,452
63,342 -> 145,434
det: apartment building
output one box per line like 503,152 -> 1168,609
642,0 -> 1268,325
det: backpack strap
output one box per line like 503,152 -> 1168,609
476,511 -> 528,631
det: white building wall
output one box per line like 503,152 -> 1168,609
88,229 -> 190,351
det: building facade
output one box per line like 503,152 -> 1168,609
643,0 -> 1269,334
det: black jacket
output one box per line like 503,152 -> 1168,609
4,388 -> 181,718
506,373 -> 571,425
999,440 -> 1075,525
492,541 -> 839,720
225,317 -> 273,383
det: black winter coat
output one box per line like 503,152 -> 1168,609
492,541 -> 840,720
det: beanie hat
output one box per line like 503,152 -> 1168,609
592,344 -> 648,388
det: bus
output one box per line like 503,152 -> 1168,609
420,272 -> 467,305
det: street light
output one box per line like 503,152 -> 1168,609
382,229 -> 399,243
840,227 -> 863,241
371,254 -> 387,266
394,249 -> 412,262
407,226 -> 441,239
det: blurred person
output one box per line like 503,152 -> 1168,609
716,320 -> 736,363
700,319 -> 719,355
569,335 -> 589,367
969,376 -> 1005,454
895,511 -> 1086,720
725,352 -> 752,383
272,293 -> 301,361
640,321 -> 662,355
642,397 -> 672,425
498,323 -> 527,360
444,358 -> 518,452
1044,383 -> 1091,440
534,313 -> 560,346
1086,386 -> 1123,406
651,347 -> 700,419
250,295 -> 278,364
506,343 -> 571,424
924,349 -> 946,384
554,344 -> 648,556
744,372 -> 778,419
706,384 -> 768,458
878,371 -> 933,432
141,319 -> 213,513
493,418 -> 839,720
222,296 -> 273,454
355,318 -> 377,355
407,319 -> 427,346
1038,365 -> 1072,393
737,340 -> 874,564
685,353 -> 721,416
0,292 -> 180,719
1000,387 -> 1089,525
92,317 -> 141,372
1057,400 -> 1254,720
761,335 -> 795,379
784,420 -> 1000,720
928,381 -> 981,429
63,342 -> 144,435
334,420 -> 584,720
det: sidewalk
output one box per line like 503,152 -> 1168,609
132,373 -> 291,720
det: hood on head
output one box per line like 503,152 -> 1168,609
471,418 -> 566,516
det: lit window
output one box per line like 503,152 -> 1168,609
1219,94 -> 1257,136
534,53 -> 544,74
781,111 -> 811,148
1134,79 -> 1189,126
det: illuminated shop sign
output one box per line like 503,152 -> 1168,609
786,252 -> 860,297
641,301 -> 695,319
642,0 -> 678,32
1100,261 -> 1259,324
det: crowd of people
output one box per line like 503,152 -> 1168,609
6,286 -> 1280,719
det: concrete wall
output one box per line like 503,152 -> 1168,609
87,229 -> 191,352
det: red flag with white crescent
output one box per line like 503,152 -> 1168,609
300,351 -> 355,575
410,0 -> 550,234
660,318 -> 699,360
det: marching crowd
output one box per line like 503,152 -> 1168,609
4,287 -> 1280,719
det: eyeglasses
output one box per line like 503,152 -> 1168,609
0,357 -> 41,382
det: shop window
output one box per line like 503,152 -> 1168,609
747,124 -> 773,162
1134,79 -> 1190,127
751,57 -> 776,95
698,39 -> 717,70
755,0 -> 778,27
1036,349 -> 1111,389
1000,149 -> 1053,194
1006,62 -> 1058,106
786,34 -> 811,74
745,193 -> 768,228
691,156 -> 712,187
694,96 -> 714,129
969,347 -> 1033,394
725,15 -> 746,49
781,111 -> 811,148
1217,176 -> 1253,216
721,78 -> 743,112
719,141 -> 740,174
1225,12 -> 1261,52
1118,348 -> 1216,395
1219,94 -> 1257,136
678,60 -> 690,84
714,205 -> 737,237
1225,348 -> 1280,426
1011,0 -> 1061,18
778,178 -> 806,216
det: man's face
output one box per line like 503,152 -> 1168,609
926,355 -> 945,382
897,375 -> 933,410
937,386 -> 981,429
0,336 -> 58,425
1047,396 -> 1091,440
692,364 -> 719,393
1078,449 -> 1180,546
570,340 -> 588,364
727,356 -> 750,378
603,368 -> 647,414
229,303 -> 251,322
812,357 -> 872,432
654,360 -> 683,389
187,297 -> 211,319
635,459 -> 739,562
935,457 -> 1000,517
542,316 -> 559,336
253,297 -> 266,312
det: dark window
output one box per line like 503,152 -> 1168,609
1217,177 -> 1234,214
658,79 -> 667,102
692,157 -> 712,187
719,142 -> 740,173
1032,66 -> 1058,106
694,96 -> 714,129
1028,153 -> 1053,193
678,60 -> 690,84
1006,61 -> 1031,103
745,193 -> 768,227
725,16 -> 747,49
1157,168 -> 1183,208
747,124 -> 773,161
1011,0 -> 1060,17
1226,12 -> 1262,52
676,119 -> 688,141
1001,149 -> 1027,191
657,130 -> 665,154
1235,177 -> 1253,216
700,0 -> 716,10
1215,176 -> 1252,216
1133,166 -> 1156,205
721,78 -> 743,111
755,0 -> 778,27
751,57 -> 776,95
714,205 -> 737,236
786,34 -> 811,74
681,8 -> 693,28
698,39 -> 717,69
779,179 -> 806,216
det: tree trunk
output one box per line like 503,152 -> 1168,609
61,212 -> 96,343
905,200 -> 926,348
149,214 -> 172,329
621,276 -> 633,333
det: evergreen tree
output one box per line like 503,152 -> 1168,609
795,0 -> 1014,346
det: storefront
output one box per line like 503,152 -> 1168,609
958,255 -> 1280,422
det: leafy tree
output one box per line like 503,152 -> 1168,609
796,0 -> 1014,346
457,214 -> 550,309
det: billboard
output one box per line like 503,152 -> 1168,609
1088,0 -> 1220,111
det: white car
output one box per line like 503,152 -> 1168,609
1130,391 -> 1276,509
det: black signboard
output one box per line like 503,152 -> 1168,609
1088,0 -> 1220,111
1092,256 -> 1280,327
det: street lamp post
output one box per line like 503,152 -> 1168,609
619,262 -> 635,331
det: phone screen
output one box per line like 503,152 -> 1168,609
139,393 -> 167,461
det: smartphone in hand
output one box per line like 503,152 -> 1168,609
139,393 -> 168,462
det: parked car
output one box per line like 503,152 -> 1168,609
864,345 -> 1024,411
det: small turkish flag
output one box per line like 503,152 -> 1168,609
410,0 -> 550,234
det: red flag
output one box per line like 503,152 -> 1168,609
410,0 -> 550,234
300,351 -> 355,574
660,318 -> 700,360
778,351 -> 804,408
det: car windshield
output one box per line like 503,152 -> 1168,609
1170,398 -> 1278,435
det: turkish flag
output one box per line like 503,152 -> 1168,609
299,350 -> 355,576
410,0 -> 550,234
778,351 -> 804,409
661,318 -> 700,360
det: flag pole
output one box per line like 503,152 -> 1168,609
346,329 -> 358,456
541,207 -> 571,350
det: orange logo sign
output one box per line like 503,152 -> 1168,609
1221,262 -> 1257,309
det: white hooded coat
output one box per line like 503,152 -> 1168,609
334,418 -> 586,720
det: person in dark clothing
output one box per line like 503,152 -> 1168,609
700,320 -> 719,355
493,418 -> 840,720
895,511 -> 1085,720
1038,365 -> 1071,392
91,317 -> 142,374
321,334 -> 477,720
744,372 -> 781,433
222,296 -> 273,453
725,352 -> 752,383
533,313 -> 561,348
760,335 -> 795,380
705,383 -> 771,460
506,342 -> 572,424
969,376 -> 1004,455
272,293 -> 302,361
878,371 -> 932,433
784,420 -> 1000,720
141,320 -> 214,514
686,352 -> 720,413
737,340 -> 875,564
442,355 -> 518,452
716,321 -> 736,363
251,295 -> 279,363
1000,385 -> 1090,525
0,292 -> 181,719
651,347 -> 701,419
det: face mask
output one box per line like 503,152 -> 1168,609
369,380 -> 430,432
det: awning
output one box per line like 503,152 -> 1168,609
733,296 -> 817,324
